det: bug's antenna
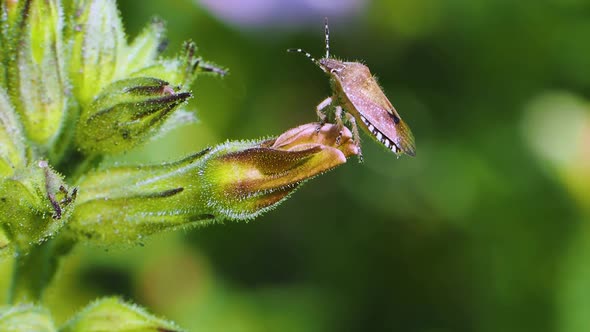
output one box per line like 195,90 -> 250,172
324,17 -> 330,58
287,48 -> 318,64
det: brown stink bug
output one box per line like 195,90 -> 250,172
288,18 -> 416,158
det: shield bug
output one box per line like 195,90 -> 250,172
288,18 -> 416,157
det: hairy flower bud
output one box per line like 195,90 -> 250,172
69,0 -> 125,105
0,304 -> 56,332
124,17 -> 167,75
7,0 -> 67,145
199,122 -> 359,219
60,298 -> 181,332
131,41 -> 226,88
68,123 -> 358,244
0,161 -> 76,252
0,89 -> 26,177
75,77 -> 191,155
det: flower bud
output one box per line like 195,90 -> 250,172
199,122 -> 358,219
75,77 -> 191,155
131,41 -> 226,88
68,122 -> 357,245
0,160 -> 76,252
60,298 -> 181,332
69,0 -> 125,105
8,0 -> 67,145
124,17 -> 167,75
0,89 -> 26,177
0,304 -> 56,332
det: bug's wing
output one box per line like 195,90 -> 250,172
346,79 -> 416,156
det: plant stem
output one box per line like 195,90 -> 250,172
8,236 -> 74,304
55,148 -> 103,183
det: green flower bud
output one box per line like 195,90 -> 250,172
68,148 -> 213,244
0,88 -> 26,177
1,0 -> 24,31
69,0 -> 125,105
61,297 -> 182,332
131,41 -> 226,88
7,0 -> 67,145
68,123 -> 357,244
0,160 -> 76,252
76,77 -> 191,155
124,17 -> 167,75
0,304 -> 56,332
1,1 -> 28,72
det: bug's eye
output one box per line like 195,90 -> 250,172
330,68 -> 339,74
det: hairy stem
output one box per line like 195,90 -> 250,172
8,235 -> 74,304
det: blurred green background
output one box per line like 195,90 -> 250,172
14,0 -> 590,331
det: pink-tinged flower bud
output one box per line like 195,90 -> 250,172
69,123 -> 358,244
192,122 -> 359,220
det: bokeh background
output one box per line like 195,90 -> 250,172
14,0 -> 590,331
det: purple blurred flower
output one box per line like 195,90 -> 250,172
198,0 -> 365,27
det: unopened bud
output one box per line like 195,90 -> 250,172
69,0 -> 125,105
7,0 -> 67,145
199,122 -> 358,219
75,77 -> 191,155
124,17 -> 167,75
69,123 -> 357,244
60,298 -> 182,332
0,161 -> 75,252
131,41 -> 226,88
0,304 -> 56,332
0,89 -> 26,177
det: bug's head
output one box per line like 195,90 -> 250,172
318,58 -> 346,76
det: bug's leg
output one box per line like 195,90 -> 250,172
334,106 -> 345,145
48,193 -> 62,219
316,96 -> 332,126
344,112 -> 363,162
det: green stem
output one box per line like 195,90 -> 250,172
55,148 -> 103,183
69,154 -> 103,183
8,236 -> 74,304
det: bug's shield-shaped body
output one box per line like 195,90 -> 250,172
320,59 -> 416,156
